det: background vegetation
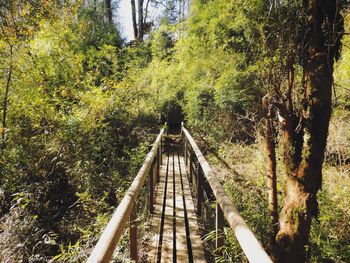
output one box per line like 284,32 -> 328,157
0,0 -> 349,262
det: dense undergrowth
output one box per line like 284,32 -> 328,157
0,2 -> 159,261
0,0 -> 349,262
206,112 -> 350,262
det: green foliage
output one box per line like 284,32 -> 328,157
1,0 -> 349,261
208,131 -> 350,262
334,15 -> 350,110
0,2 -> 160,261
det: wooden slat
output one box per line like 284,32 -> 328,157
148,150 -> 206,263
182,126 -> 272,263
87,129 -> 164,263
148,156 -> 168,262
179,154 -> 206,263
161,153 -> 174,262
173,152 -> 189,262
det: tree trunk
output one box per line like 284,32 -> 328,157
178,0 -> 182,22
105,0 -> 113,25
262,95 -> 279,251
137,0 -> 144,40
275,0 -> 343,262
131,0 -> 138,39
1,44 -> 13,150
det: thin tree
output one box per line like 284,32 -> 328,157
131,0 -> 138,39
137,0 -> 144,40
105,0 -> 113,25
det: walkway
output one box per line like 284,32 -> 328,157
147,138 -> 206,262
87,125 -> 272,263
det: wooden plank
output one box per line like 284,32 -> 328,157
179,154 -> 206,263
182,127 -> 272,263
160,153 -> 174,262
148,145 -> 210,263
148,155 -> 167,263
173,151 -> 189,263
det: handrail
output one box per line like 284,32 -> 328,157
87,128 -> 164,263
181,125 -> 272,263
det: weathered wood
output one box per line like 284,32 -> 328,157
185,141 -> 188,165
182,127 -> 272,263
196,166 -> 203,216
87,129 -> 164,263
157,149 -> 160,183
191,161 -> 197,187
216,202 -> 224,253
130,208 -> 138,261
161,153 -> 174,262
173,152 -> 187,262
189,150 -> 193,184
150,160 -> 155,214
179,154 -> 206,263
160,139 -> 163,165
148,152 -> 206,263
148,157 -> 168,262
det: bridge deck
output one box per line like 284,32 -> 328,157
147,143 -> 206,263
88,128 -> 272,263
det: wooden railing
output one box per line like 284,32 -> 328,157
181,124 -> 272,263
87,128 -> 164,263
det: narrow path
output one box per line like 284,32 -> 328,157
148,140 -> 206,263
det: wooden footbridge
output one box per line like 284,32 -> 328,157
87,124 -> 272,263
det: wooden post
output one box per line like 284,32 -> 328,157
185,138 -> 188,165
160,139 -> 163,165
184,137 -> 187,165
189,150 -> 193,184
157,147 -> 160,183
196,165 -> 203,216
216,202 -> 224,254
130,208 -> 138,262
149,160 -> 154,214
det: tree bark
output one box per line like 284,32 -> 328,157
262,95 -> 279,251
178,0 -> 182,22
137,0 -> 144,40
105,0 -> 113,25
131,0 -> 138,39
275,0 -> 343,262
